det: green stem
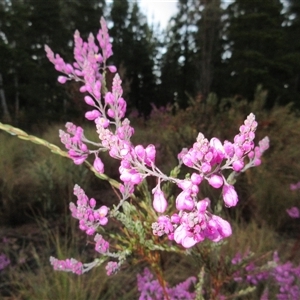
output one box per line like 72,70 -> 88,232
0,122 -> 120,190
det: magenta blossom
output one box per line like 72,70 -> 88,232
222,184 -> 238,207
290,181 -> 300,191
286,207 -> 300,218
69,185 -> 108,235
152,186 -> 168,213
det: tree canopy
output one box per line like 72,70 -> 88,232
1,0 -> 300,125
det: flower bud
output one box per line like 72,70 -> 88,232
145,144 -> 156,165
93,157 -> 104,174
191,173 -> 202,185
85,110 -> 101,120
222,184 -> 238,207
84,95 -> 95,106
152,189 -> 168,213
208,175 -> 223,188
58,76 -> 68,84
232,160 -> 244,172
108,65 -> 117,73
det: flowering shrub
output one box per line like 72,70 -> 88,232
41,17 -> 271,298
9,17 -> 300,299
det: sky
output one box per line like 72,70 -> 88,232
138,0 -> 178,29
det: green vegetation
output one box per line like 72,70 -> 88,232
1,90 -> 300,298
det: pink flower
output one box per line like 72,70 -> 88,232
176,191 -> 195,211
222,184 -> 238,207
85,110 -> 101,120
174,224 -> 198,248
93,157 -> 104,174
94,234 -> 109,253
208,174 -> 223,188
58,75 -> 68,84
97,206 -> 109,225
50,257 -> 83,275
286,207 -> 300,218
290,181 -> 300,191
105,261 -> 119,276
152,187 -> 168,213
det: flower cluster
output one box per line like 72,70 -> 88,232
45,17 -> 269,287
152,198 -> 232,248
231,251 -> 269,285
50,257 -> 83,275
50,256 -> 101,275
69,184 -> 109,236
230,251 -> 300,299
271,252 -> 300,299
137,268 -> 196,300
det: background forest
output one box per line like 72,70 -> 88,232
1,0 -> 300,127
1,0 -> 300,299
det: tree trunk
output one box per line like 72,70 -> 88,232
199,0 -> 221,98
0,73 -> 12,123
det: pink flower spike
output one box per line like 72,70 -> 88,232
93,157 -> 104,174
208,175 -> 223,188
286,207 -> 300,218
222,184 -> 238,207
152,188 -> 168,213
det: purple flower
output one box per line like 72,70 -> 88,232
290,181 -> 300,191
152,186 -> 168,213
105,261 -> 119,276
70,185 -> 108,235
50,257 -> 83,275
222,184 -> 238,207
286,207 -> 300,218
93,156 -> 104,174
0,253 -> 10,271
94,234 -> 109,253
208,174 -> 223,188
137,268 -> 196,300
